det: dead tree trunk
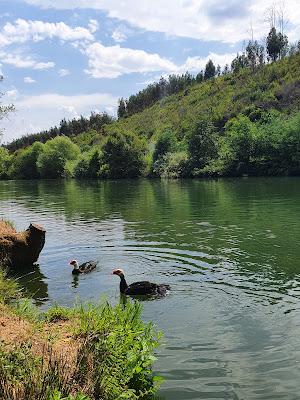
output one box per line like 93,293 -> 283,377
0,222 -> 46,267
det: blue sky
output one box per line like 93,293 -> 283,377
0,0 -> 299,142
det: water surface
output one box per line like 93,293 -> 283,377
1,178 -> 300,399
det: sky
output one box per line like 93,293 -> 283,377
0,0 -> 300,142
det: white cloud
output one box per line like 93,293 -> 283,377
5,89 -> 19,99
82,39 -> 235,78
179,52 -> 236,73
16,92 -> 117,109
0,18 -> 95,48
84,42 -> 177,78
21,0 -> 300,43
58,68 -> 70,76
59,104 -> 79,118
88,19 -> 99,33
2,91 -> 118,142
24,76 -> 36,83
111,26 -> 128,43
0,51 -> 55,69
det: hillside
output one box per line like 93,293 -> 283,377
106,53 -> 300,139
2,52 -> 300,179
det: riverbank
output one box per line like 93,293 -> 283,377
0,270 -> 162,400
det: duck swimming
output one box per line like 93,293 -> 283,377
69,260 -> 97,274
112,268 -> 170,296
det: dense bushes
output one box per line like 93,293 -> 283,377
11,142 -> 44,179
36,137 -> 80,178
2,109 -> 300,180
73,148 -> 102,179
188,120 -> 218,174
99,132 -> 147,178
0,147 -> 10,179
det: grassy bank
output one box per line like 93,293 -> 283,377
0,270 -> 162,400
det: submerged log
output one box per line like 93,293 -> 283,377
0,221 -> 46,267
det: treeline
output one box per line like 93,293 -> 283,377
0,107 -> 299,181
118,72 -> 195,118
118,25 -> 299,118
6,112 -> 114,152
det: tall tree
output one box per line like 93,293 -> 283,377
204,59 -> 216,80
246,40 -> 265,71
117,98 -> 127,119
231,53 -> 249,73
266,27 -> 288,62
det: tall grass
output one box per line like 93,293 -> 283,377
72,301 -> 162,399
0,342 -> 90,400
0,269 -> 21,304
0,283 -> 162,399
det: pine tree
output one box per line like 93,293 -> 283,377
117,98 -> 127,119
266,27 -> 288,62
204,60 -> 216,80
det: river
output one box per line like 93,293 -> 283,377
1,178 -> 300,399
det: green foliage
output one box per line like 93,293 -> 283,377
0,147 -> 11,179
246,40 -> 264,70
118,73 -> 196,118
73,300 -> 162,399
153,151 -> 189,178
13,298 -> 40,322
0,270 -> 21,304
6,113 -> 113,152
44,304 -> 74,322
73,148 -> 102,179
37,136 -> 80,178
0,341 -> 89,400
267,27 -> 288,62
100,131 -> 146,178
48,390 -> 91,400
11,142 -> 44,179
218,115 -> 258,175
204,59 -> 216,80
254,112 -> 300,175
0,288 -> 162,399
4,51 -> 300,180
152,130 -> 177,163
188,119 -> 217,172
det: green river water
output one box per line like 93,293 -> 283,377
1,178 -> 300,399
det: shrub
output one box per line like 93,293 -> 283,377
73,301 -> 162,399
152,130 -> 177,163
0,147 -> 11,179
11,142 -> 44,179
73,148 -> 102,179
218,115 -> 258,174
37,137 -> 80,178
188,119 -> 218,171
100,132 -> 146,178
153,151 -> 189,178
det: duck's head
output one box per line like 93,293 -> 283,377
69,260 -> 79,269
112,268 -> 125,277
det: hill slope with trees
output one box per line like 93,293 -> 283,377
2,25 -> 300,180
